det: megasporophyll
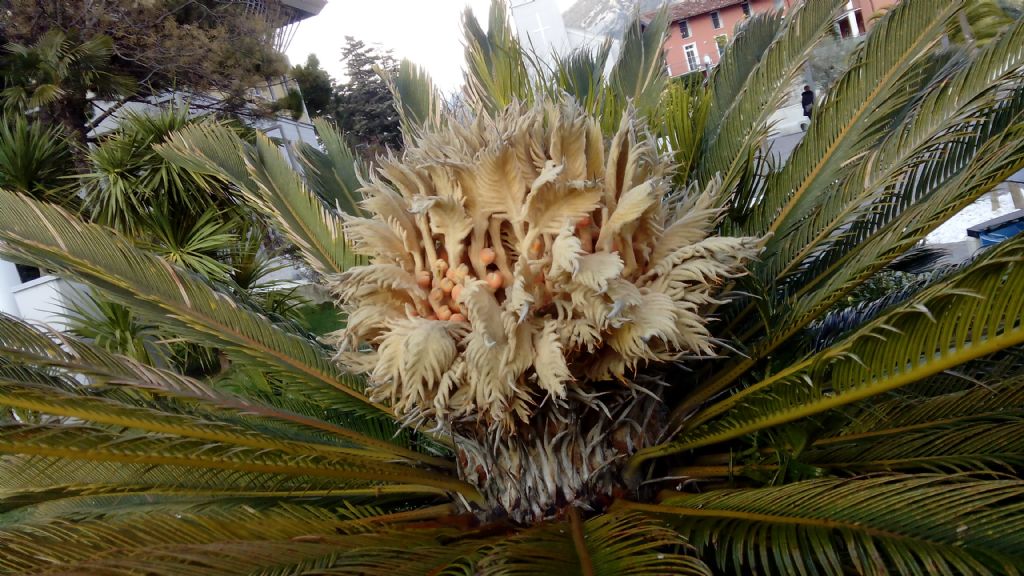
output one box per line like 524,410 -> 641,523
331,100 -> 762,521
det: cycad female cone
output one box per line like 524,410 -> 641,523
332,100 -> 760,520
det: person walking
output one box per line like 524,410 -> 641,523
801,85 -> 815,119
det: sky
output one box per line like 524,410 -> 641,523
285,0 -> 578,94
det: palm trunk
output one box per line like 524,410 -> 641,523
51,93 -> 92,172
455,388 -> 664,523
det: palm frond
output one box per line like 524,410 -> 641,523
388,58 -> 443,136
686,86 -> 1024,418
745,0 -> 964,238
81,108 -> 226,235
828,371 -> 1024,440
0,313 -> 446,464
0,116 -> 74,204
4,520 -> 487,573
700,0 -> 844,201
479,511 -> 712,576
61,292 -> 169,366
655,79 -> 711,185
0,502 -> 462,575
141,206 -> 237,281
159,122 -> 363,276
761,18 -> 1024,297
299,118 -> 368,215
0,190 -> 387,423
803,416 -> 1024,473
0,422 -> 471,495
462,0 -> 531,115
620,475 -> 1024,576
703,12 -> 783,137
640,233 -> 1024,461
0,374 -> 391,462
548,42 -> 612,115
606,6 -> 669,122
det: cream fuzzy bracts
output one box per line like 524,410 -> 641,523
330,101 -> 761,430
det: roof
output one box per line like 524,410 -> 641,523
641,0 -> 745,24
280,0 -> 326,21
967,209 -> 1024,237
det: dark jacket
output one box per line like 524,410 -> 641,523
801,90 -> 814,107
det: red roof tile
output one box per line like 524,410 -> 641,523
642,0 -> 745,24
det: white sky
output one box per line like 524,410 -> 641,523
285,0 -> 577,94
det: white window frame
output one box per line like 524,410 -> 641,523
683,43 -> 700,73
678,19 -> 690,38
710,10 -> 722,29
715,34 -> 729,57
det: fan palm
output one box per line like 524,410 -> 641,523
0,30 -> 135,145
1,0 -> 1024,573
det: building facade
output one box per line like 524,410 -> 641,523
651,0 -> 900,78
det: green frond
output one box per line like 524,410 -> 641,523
686,85 -> 1024,418
745,0 -> 964,238
462,0 -> 531,114
778,96 -> 1024,336
803,416 -> 1024,473
700,0 -> 844,201
0,486 -> 445,527
61,293 -> 168,366
0,455 -> 378,503
0,116 -> 74,204
81,108 -> 226,235
299,118 -> 368,215
0,313 -> 448,464
704,12 -> 783,137
0,502 -> 354,575
640,233 -> 1024,461
655,79 -> 711,185
621,475 -> 1024,576
606,7 -> 669,123
0,375 -> 392,462
548,42 -> 612,114
0,422 -> 472,495
479,511 -> 712,576
62,527 -> 485,576
389,58 -> 444,136
0,190 -> 387,423
141,206 -> 237,281
783,372 -> 1024,473
760,18 -> 1024,299
159,122 -> 363,275
825,371 -> 1024,440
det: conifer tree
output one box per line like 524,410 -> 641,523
334,36 -> 401,157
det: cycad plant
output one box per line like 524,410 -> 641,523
1,0 -> 1024,574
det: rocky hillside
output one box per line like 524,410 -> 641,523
562,0 -> 663,38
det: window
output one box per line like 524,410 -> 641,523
715,35 -> 728,56
15,264 -> 40,284
683,43 -> 699,72
678,20 -> 690,38
710,11 -> 722,29
741,2 -> 751,16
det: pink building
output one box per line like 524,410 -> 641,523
646,0 -> 900,78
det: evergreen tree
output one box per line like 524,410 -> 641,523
291,54 -> 335,119
0,0 -> 288,147
334,36 -> 401,157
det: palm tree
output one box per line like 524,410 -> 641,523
0,30 -> 135,148
0,116 -> 75,205
1,0 -> 1024,573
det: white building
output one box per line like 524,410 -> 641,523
0,0 -> 326,326
511,0 -> 620,74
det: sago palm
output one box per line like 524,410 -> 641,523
1,0 -> 1024,573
